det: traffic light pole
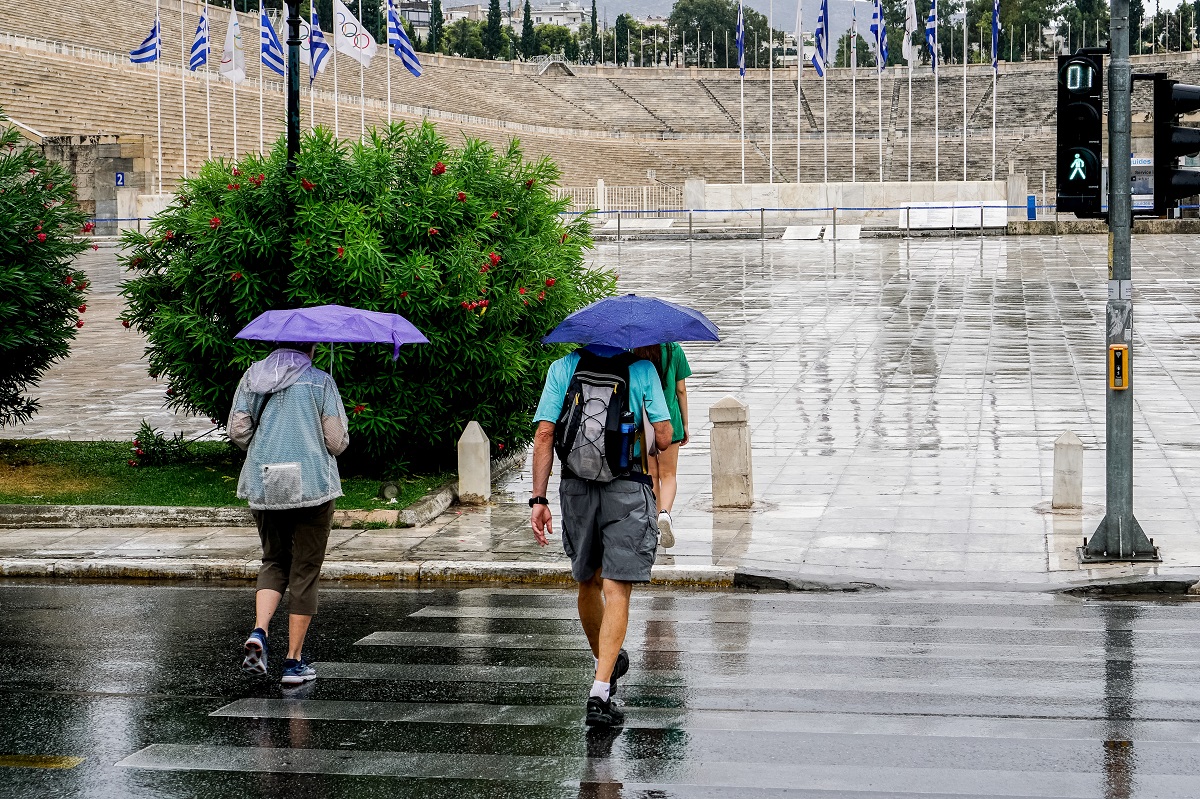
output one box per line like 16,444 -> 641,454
1081,0 -> 1159,562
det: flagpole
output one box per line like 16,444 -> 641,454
852,13 -> 857,183
823,69 -> 828,182
797,4 -> 803,185
877,55 -> 882,181
333,37 -> 340,138
155,4 -> 163,192
386,3 -> 393,124
769,0 -> 774,183
260,0 -> 265,155
206,2 -> 212,160
358,0 -> 365,143
181,0 -> 188,178
934,26 -> 939,181
740,68 -> 745,183
991,56 -> 997,180
309,0 -> 316,130
907,65 -> 912,181
962,17 -> 967,180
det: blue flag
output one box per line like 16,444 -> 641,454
190,8 -> 209,71
925,0 -> 938,71
991,0 -> 1000,71
387,0 -> 423,77
812,0 -> 828,77
309,11 -> 331,85
870,0 -> 888,71
130,14 -> 160,64
735,2 -> 745,76
261,3 -> 286,77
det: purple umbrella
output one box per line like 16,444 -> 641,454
235,304 -> 429,360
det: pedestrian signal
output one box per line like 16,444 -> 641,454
1056,53 -> 1104,218
1152,76 -> 1200,216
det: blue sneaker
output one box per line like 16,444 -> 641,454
281,659 -> 316,685
240,628 -> 268,676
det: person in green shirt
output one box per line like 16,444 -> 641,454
634,342 -> 692,548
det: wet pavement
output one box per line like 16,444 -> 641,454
7,236 -> 1200,587
2,582 -> 1200,797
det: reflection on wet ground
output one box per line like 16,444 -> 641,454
2,582 -> 1200,797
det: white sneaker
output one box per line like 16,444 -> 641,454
657,511 -> 675,549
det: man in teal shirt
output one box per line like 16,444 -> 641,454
529,344 -> 672,727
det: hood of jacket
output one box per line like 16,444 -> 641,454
245,349 -> 313,395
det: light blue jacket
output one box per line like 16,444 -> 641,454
228,349 -> 349,511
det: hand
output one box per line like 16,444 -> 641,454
531,504 -> 553,546
681,429 -> 690,446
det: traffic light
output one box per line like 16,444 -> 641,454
1056,53 -> 1104,218
1152,77 -> 1200,216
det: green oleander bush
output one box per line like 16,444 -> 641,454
0,109 -> 91,426
120,122 -> 610,473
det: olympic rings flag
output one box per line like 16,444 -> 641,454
332,0 -> 377,67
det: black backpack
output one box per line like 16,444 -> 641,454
553,350 -> 638,483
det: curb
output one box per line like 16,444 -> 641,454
0,557 -> 734,587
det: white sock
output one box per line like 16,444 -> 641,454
590,680 -> 611,702
593,656 -> 600,670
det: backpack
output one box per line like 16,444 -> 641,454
554,350 -> 639,483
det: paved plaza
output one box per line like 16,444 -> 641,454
8,235 -> 1200,587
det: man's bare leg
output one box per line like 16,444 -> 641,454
577,570 -> 605,658
595,579 -> 632,682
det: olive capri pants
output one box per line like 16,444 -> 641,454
251,500 -> 334,616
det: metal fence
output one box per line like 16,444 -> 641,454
553,184 -> 685,216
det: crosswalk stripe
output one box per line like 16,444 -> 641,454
114,742 -> 1192,796
354,630 -> 1200,662
312,661 -> 1200,701
408,604 -> 1200,632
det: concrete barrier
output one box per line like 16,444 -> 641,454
710,397 -> 753,509
457,421 -> 491,504
1052,431 -> 1083,510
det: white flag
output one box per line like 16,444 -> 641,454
902,0 -> 918,63
220,8 -> 246,83
333,0 -> 377,67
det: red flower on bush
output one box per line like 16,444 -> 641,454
34,223 -> 42,232
301,178 -> 315,191
428,227 -> 439,236
490,211 -> 498,219
78,304 -> 87,313
64,276 -> 73,286
77,281 -> 87,291
561,233 -> 569,244
489,252 -> 501,266
231,272 -> 243,281
226,183 -> 241,191
545,278 -> 556,287
479,265 -> 489,274
518,286 -> 527,295
538,290 -> 546,301
431,161 -> 446,176
352,404 -> 366,415
164,230 -> 174,241
461,301 -> 470,309
122,320 -> 131,329
525,179 -> 535,189
36,233 -> 46,242
210,217 -> 221,229
337,247 -> 345,258
400,291 -> 408,298
127,459 -> 138,468
82,221 -> 95,233
75,320 -> 84,328
456,192 -> 466,202
232,167 -> 241,177
91,244 -> 99,251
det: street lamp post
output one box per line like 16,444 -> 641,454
285,0 -> 301,174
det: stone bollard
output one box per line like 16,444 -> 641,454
1052,430 -> 1083,510
710,397 -> 753,508
457,421 -> 491,504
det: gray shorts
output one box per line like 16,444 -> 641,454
560,477 -> 659,583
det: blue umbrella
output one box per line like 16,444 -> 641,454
543,294 -> 719,349
235,304 -> 429,360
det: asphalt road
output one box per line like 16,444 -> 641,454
1,581 -> 1199,797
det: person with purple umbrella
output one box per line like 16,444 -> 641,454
227,341 -> 350,686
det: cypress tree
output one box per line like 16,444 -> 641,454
521,0 -> 537,58
590,0 -> 599,63
484,0 -> 503,58
429,0 -> 444,52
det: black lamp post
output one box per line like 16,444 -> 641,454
285,0 -> 302,174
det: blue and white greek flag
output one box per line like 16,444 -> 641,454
130,14 -> 160,64
309,11 -> 331,85
387,0 -> 422,77
811,0 -> 828,77
260,4 -> 286,76
190,8 -> 209,70
870,0 -> 888,71
735,1 -> 745,76
991,0 -> 1000,71
925,0 -> 938,71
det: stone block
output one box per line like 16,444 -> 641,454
710,397 -> 753,509
457,421 -> 491,504
1052,431 -> 1083,509
97,143 -> 122,158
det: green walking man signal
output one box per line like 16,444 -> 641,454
1055,51 -> 1104,217
1069,154 -> 1087,181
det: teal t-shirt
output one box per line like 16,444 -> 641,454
534,352 -> 671,431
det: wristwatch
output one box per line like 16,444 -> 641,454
528,496 -> 549,507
